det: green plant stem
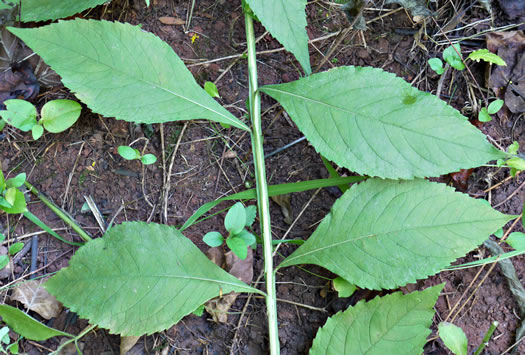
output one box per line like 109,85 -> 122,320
473,321 -> 498,355
51,324 -> 96,355
24,181 -> 92,242
245,13 -> 279,355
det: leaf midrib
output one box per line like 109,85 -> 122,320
282,216 -> 505,265
57,274 -> 262,294
20,28 -> 248,130
262,87 -> 492,152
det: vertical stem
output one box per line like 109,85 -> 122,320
245,13 -> 280,355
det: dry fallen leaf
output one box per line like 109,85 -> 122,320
158,16 -> 185,25
205,248 -> 253,323
271,194 -> 293,225
120,335 -> 141,355
11,278 -> 62,319
487,31 -> 525,120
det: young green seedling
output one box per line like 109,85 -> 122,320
0,171 -> 27,215
496,141 -> 525,176
0,326 -> 20,355
478,99 -> 504,122
438,320 -> 499,355
0,231 -> 24,271
204,81 -> 220,99
0,99 -> 81,140
203,202 -> 257,260
117,146 -> 157,165
429,45 -> 506,75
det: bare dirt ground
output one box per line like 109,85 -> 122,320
0,0 -> 524,354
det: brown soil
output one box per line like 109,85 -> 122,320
1,0 -> 524,354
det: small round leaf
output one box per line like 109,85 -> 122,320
332,277 -> 357,298
226,236 -> 248,260
236,230 -> 256,248
1,188 -> 26,214
41,100 -> 81,133
118,146 -> 140,160
8,242 -> 24,256
487,99 -> 504,115
203,232 -> 224,247
0,99 -> 37,132
225,202 -> 246,235
428,58 -> 444,75
438,322 -> 468,355
204,81 -> 220,98
31,124 -> 44,140
478,108 -> 492,122
6,173 -> 26,189
0,255 -> 8,270
443,44 -> 465,71
508,141 -> 519,155
506,157 -> 525,170
244,205 -> 257,227
140,154 -> 157,165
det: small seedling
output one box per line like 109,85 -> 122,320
204,81 -> 220,98
0,231 -> 24,271
0,326 -> 20,354
203,202 -> 257,260
428,57 -> 444,75
496,141 -> 525,176
467,49 -> 507,66
478,99 -> 504,122
429,45 -> 506,75
0,99 -> 81,140
438,321 -> 499,355
332,277 -> 356,298
117,146 -> 157,165
443,43 -> 465,71
0,170 -> 27,215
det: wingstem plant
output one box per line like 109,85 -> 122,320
2,0 -> 525,353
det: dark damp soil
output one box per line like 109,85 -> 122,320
0,0 -> 524,354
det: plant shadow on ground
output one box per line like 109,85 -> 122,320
0,0 -> 524,354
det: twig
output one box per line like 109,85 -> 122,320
163,123 -> 188,223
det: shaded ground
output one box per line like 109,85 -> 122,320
0,0 -> 524,354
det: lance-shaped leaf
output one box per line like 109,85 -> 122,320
260,66 -> 505,179
245,0 -> 311,75
45,222 -> 260,336
9,20 -> 249,131
0,305 -> 72,341
18,0 -> 108,22
279,179 -> 513,290
310,285 -> 443,354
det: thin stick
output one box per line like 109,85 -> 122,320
163,123 -> 188,223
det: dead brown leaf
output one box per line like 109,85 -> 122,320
205,248 -> 253,323
158,17 -> 185,25
11,278 -> 62,319
271,194 -> 293,225
120,336 -> 141,355
487,31 -> 525,119
497,0 -> 525,21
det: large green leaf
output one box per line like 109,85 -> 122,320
45,222 -> 260,335
279,179 -> 513,290
0,305 -> 72,341
310,285 -> 443,354
9,20 -> 249,131
18,0 -> 108,22
260,66 -> 506,179
245,0 -> 311,75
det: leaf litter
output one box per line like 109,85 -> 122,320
487,31 -> 525,120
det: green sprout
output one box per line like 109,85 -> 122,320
117,146 -> 157,165
203,202 -> 257,260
